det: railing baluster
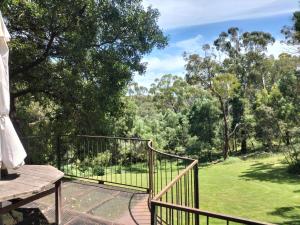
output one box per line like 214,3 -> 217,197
56,135 -> 61,171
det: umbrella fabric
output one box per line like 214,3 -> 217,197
0,12 -> 26,169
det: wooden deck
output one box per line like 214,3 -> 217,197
2,179 -> 150,225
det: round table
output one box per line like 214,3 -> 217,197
0,165 -> 64,225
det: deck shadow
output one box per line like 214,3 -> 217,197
3,180 -> 150,225
6,208 -> 55,225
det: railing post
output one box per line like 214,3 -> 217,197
150,201 -> 157,225
194,162 -> 200,225
56,135 -> 61,171
148,141 -> 154,196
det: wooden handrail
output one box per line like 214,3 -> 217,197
151,200 -> 275,225
152,160 -> 198,201
148,140 -> 273,225
147,140 -> 196,162
22,134 -> 151,142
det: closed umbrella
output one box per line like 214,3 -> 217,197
0,12 -> 26,171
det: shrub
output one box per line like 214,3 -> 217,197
284,128 -> 300,174
91,151 -> 112,176
92,166 -> 105,176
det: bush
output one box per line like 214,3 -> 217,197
284,129 -> 300,174
92,151 -> 112,166
285,147 -> 300,174
92,166 -> 105,176
90,151 -> 112,176
115,166 -> 122,174
78,158 -> 90,173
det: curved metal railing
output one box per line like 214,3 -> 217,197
147,140 -> 274,225
22,135 -> 274,225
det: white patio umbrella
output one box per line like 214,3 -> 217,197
0,12 -> 26,170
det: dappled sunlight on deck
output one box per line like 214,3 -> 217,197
3,180 -> 150,225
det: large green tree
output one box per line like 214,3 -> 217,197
1,0 -> 167,135
213,27 -> 275,154
185,52 -> 240,159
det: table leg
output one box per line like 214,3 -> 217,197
55,180 -> 62,225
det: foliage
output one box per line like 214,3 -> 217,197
189,97 -> 220,149
91,151 -> 112,176
7,0 -> 300,170
1,0 -> 167,136
253,104 -> 279,150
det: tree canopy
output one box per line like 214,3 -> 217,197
1,0 -> 167,135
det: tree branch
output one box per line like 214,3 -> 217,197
229,123 -> 243,138
14,32 -> 57,75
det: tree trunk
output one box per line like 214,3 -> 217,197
234,132 -> 237,152
285,130 -> 290,146
219,97 -> 229,160
241,130 -> 247,154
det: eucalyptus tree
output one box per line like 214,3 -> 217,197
213,27 -> 275,154
282,11 -> 300,48
1,0 -> 167,135
185,53 -> 240,159
149,74 -> 202,114
148,75 -> 202,153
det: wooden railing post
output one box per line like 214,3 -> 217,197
194,162 -> 200,225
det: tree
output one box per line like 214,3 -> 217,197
281,11 -> 300,48
189,97 -> 220,150
185,52 -> 240,159
149,74 -> 202,113
214,27 -> 275,154
254,89 -> 280,150
1,0 -> 167,135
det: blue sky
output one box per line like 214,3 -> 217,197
134,0 -> 299,87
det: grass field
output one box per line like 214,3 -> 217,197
199,154 -> 300,224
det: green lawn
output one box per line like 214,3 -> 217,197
199,154 -> 300,224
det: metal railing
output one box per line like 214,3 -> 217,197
22,135 -> 150,190
22,135 -> 274,225
150,201 -> 273,225
147,141 -> 274,225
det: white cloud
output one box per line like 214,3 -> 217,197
143,0 -> 298,29
174,34 -> 204,53
135,55 -> 186,87
267,40 -> 299,58
143,55 -> 185,73
135,37 -> 300,87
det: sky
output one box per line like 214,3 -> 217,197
134,0 -> 299,87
